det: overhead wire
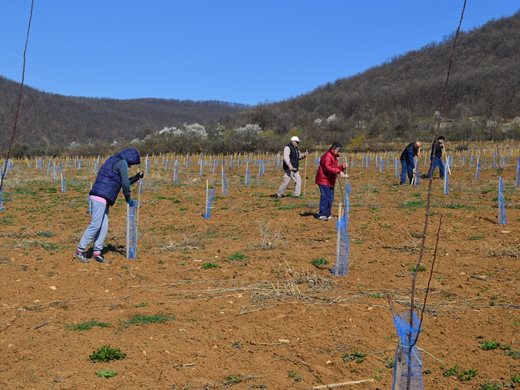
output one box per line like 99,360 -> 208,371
410,0 -> 468,347
0,0 -> 36,193
404,2 -> 468,389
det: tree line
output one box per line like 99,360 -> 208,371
1,11 -> 519,157
225,10 -> 520,149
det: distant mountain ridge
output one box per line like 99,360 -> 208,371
0,76 -> 246,155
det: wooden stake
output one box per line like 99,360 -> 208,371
312,378 -> 375,389
444,152 -> 452,175
302,150 -> 308,197
335,202 -> 343,274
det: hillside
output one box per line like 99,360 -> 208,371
1,10 -> 520,156
0,76 -> 246,155
230,10 -> 520,146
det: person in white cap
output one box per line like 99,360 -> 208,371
275,136 -> 308,198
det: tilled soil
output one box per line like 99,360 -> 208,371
0,151 -> 518,389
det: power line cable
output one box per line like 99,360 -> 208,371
403,1 -> 467,389
410,0 -> 467,347
0,0 -> 36,192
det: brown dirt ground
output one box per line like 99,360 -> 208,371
0,149 -> 519,390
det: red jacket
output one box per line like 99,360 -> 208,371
315,149 -> 343,187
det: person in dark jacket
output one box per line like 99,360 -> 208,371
275,136 -> 308,198
426,135 -> 446,179
74,148 -> 143,263
400,141 -> 422,184
315,141 -> 348,220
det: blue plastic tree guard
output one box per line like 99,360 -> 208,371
61,173 -> 67,193
343,181 -> 351,221
474,160 -> 481,180
173,160 -> 180,183
203,188 -> 215,219
244,163 -> 251,186
498,176 -> 507,225
392,311 -> 424,390
126,202 -> 138,259
331,214 -> 350,276
222,171 -> 229,196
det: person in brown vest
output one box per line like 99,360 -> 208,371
275,136 -> 308,198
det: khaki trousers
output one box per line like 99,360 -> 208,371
277,170 -> 302,196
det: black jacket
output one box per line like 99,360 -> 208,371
282,143 -> 300,171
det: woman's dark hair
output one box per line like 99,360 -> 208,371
331,141 -> 343,150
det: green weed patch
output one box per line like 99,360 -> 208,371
68,320 -> 111,331
89,345 -> 126,363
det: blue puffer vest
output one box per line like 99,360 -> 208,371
90,148 -> 140,206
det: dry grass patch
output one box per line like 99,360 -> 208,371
158,236 -> 204,252
250,220 -> 287,250
251,263 -> 335,304
480,242 -> 520,258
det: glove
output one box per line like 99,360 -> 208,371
128,199 -> 136,207
131,171 -> 144,182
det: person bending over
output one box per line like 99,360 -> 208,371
400,141 -> 421,184
74,148 -> 143,263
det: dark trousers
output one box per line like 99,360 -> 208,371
427,156 -> 445,178
400,160 -> 414,184
318,184 -> 335,217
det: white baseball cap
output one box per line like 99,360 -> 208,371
290,136 -> 300,143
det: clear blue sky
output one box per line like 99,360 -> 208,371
0,1 -> 518,105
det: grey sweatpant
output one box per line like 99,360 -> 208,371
78,198 -> 109,252
276,170 -> 302,197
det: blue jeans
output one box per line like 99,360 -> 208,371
400,160 -> 414,184
318,185 -> 335,217
78,198 -> 109,252
428,157 -> 445,178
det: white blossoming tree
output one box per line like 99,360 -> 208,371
232,123 -> 263,149
183,123 -> 208,138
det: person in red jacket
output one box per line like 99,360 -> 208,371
315,141 -> 348,220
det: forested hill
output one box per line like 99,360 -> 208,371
0,76 -> 246,155
2,11 -> 520,156
229,10 -> 520,146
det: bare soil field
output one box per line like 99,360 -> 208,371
0,148 -> 518,389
